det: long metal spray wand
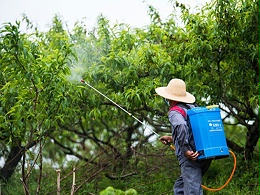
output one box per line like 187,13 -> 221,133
80,79 -> 160,138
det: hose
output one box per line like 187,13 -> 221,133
201,150 -> 237,192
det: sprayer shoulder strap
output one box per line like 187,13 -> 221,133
169,103 -> 195,119
169,105 -> 186,118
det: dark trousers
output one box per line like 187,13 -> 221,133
173,159 -> 211,195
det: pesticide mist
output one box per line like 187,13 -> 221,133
66,45 -> 95,84
67,64 -> 85,83
66,30 -> 103,84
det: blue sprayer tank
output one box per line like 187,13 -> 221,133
187,106 -> 229,160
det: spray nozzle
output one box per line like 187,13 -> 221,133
80,79 -> 85,83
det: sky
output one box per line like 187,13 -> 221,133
0,0 -> 210,31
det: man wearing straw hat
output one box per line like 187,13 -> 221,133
155,78 -> 211,195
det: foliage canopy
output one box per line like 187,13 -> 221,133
0,0 -> 258,194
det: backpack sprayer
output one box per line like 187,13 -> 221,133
80,79 -> 236,192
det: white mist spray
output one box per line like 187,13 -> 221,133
66,45 -> 91,84
67,64 -> 85,83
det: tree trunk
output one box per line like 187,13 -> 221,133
0,145 -> 24,182
244,119 -> 259,160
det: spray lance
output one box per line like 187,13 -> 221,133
80,79 -> 175,150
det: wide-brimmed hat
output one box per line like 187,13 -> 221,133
155,78 -> 195,103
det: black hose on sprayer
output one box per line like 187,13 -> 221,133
80,79 -> 236,192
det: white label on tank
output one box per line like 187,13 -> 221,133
208,119 -> 223,132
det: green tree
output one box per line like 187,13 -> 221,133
0,0 -> 258,193
52,2 -> 259,192
175,0 -> 259,159
0,16 -> 78,187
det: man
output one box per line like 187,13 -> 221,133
155,78 -> 211,195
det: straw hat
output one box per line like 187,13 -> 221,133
155,78 -> 195,103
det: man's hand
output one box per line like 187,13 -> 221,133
159,135 -> 173,145
184,150 -> 199,161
